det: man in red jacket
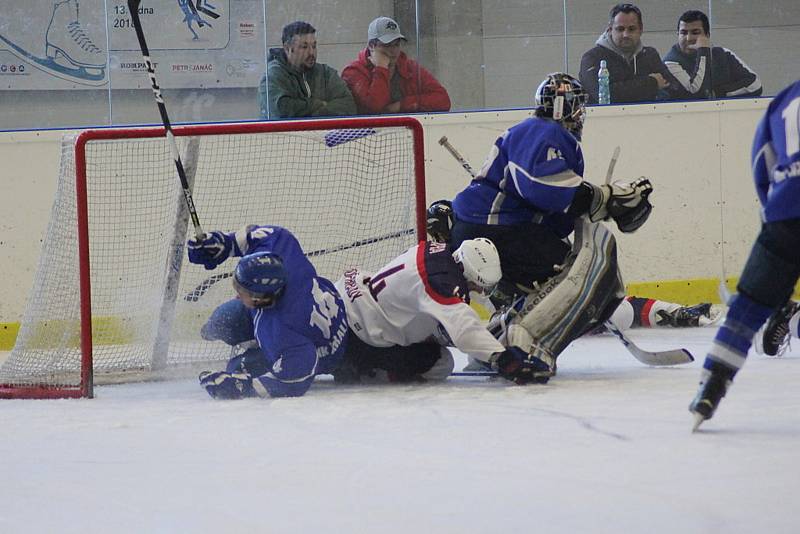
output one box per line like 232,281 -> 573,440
341,16 -> 451,114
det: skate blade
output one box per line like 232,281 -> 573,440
47,43 -> 104,70
691,412 -> 706,433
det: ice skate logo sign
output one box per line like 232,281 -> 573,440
178,0 -> 221,41
0,0 -> 106,85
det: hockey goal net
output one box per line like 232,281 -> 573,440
0,117 -> 426,398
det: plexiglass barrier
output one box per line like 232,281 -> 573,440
0,0 -> 797,130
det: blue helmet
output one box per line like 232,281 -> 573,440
233,252 -> 287,308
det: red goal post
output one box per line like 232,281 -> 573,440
0,116 -> 426,399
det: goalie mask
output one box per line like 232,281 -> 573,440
534,72 -> 588,139
233,252 -> 287,309
426,199 -> 454,243
452,238 -> 502,296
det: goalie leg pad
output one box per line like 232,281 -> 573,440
737,220 -> 800,308
493,219 -> 625,362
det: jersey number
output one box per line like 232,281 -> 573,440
783,96 -> 800,157
366,264 -> 405,300
309,279 -> 340,338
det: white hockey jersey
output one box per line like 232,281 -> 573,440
334,241 -> 504,363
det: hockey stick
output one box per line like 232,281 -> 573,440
605,146 -> 621,184
183,227 -> 416,302
128,0 -> 205,241
718,278 -> 734,305
439,136 -> 479,178
603,321 -> 694,365
439,137 -> 694,366
600,145 -> 693,365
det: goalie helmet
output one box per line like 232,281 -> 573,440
452,238 -> 502,295
534,72 -> 588,139
233,252 -> 287,308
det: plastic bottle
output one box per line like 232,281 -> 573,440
598,60 -> 611,105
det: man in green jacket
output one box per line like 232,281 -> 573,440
259,21 -> 356,119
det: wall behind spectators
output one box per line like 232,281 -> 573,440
0,0 -> 796,130
0,97 -> 769,325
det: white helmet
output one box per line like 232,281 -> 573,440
452,238 -> 501,292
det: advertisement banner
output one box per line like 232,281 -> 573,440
0,0 -> 265,90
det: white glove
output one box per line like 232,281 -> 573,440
588,177 -> 653,233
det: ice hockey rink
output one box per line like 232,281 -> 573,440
2,326 -> 798,534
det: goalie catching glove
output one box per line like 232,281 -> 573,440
491,346 -> 554,385
587,177 -> 653,233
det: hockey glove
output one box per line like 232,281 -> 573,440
199,370 -> 257,400
492,346 -> 553,385
426,199 -> 454,243
588,178 -> 653,233
187,231 -> 232,270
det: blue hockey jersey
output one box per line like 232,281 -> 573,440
452,117 -> 585,237
231,225 -> 348,397
752,79 -> 800,223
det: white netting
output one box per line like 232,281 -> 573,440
1,121 -> 422,394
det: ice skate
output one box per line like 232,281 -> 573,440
689,368 -> 732,432
0,0 -> 105,84
656,302 -> 715,327
761,300 -> 799,356
45,0 -> 105,76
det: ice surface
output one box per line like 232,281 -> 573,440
2,328 -> 799,534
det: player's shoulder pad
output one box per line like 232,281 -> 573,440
420,241 -> 468,302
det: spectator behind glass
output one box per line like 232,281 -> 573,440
341,16 -> 451,114
579,3 -> 673,104
258,21 -> 356,119
664,10 -> 762,100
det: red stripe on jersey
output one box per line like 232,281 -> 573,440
640,298 -> 656,327
416,242 -> 462,305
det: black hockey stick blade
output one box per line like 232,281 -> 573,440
604,321 -> 694,366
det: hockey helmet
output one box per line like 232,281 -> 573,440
452,238 -> 502,295
534,72 -> 588,139
426,199 -> 454,243
233,252 -> 287,308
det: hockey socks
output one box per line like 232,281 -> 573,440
703,293 -> 773,374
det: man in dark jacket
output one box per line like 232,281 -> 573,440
579,3 -> 672,104
258,21 -> 356,119
663,10 -> 762,100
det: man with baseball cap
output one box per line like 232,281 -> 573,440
342,16 -> 451,114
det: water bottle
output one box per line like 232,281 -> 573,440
598,60 -> 611,105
